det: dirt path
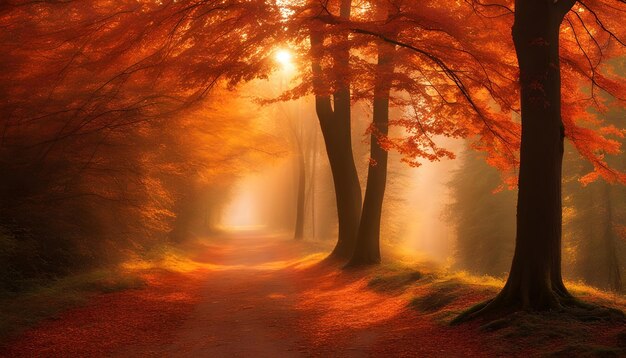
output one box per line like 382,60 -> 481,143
1,235 -> 495,357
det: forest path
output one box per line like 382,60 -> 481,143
1,234 -> 494,357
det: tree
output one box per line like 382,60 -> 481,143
2,0 -> 623,294
347,1 -> 397,266
454,0 -> 626,320
0,0 -> 285,289
316,0 -> 624,300
307,0 -> 363,259
311,0 -> 522,265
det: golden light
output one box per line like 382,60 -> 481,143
275,49 -> 293,71
222,180 -> 262,230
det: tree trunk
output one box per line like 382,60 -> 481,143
294,143 -> 306,240
454,0 -> 577,320
308,129 -> 318,240
348,38 -> 395,266
309,0 -> 362,260
492,0 -> 572,311
317,94 -> 362,258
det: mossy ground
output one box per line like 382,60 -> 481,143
366,258 -> 626,357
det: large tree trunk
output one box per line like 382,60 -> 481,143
348,38 -> 395,266
500,2 -> 569,309
490,0 -> 573,311
455,0 -> 577,320
309,0 -> 362,260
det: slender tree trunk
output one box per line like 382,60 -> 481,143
309,0 -> 362,260
294,142 -> 306,240
309,129 -> 318,240
348,37 -> 395,266
316,94 -> 362,258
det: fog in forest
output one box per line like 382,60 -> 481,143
205,87 -> 624,293
2,60 -> 623,296
1,1 -> 625,355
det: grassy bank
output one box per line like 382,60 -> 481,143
366,253 -> 626,357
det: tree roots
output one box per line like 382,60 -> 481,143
452,290 -> 625,325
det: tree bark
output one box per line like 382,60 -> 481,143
309,0 -> 362,260
501,2 -> 568,309
454,0 -> 578,320
348,37 -> 395,266
308,129 -> 318,240
294,141 -> 306,240
493,0 -> 574,310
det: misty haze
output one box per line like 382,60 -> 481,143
1,0 -> 625,357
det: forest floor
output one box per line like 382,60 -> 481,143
1,234 -> 625,357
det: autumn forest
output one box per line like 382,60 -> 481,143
1,0 -> 625,356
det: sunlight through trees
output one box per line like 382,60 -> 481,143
0,0 -> 625,355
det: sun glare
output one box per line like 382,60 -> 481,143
275,49 -> 293,71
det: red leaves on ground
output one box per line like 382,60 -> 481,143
1,270 -> 204,357
2,237 -> 623,357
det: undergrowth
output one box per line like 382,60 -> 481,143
365,254 -> 626,357
0,242 -> 196,343
0,268 -> 145,343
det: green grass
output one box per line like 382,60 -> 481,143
0,268 -> 144,343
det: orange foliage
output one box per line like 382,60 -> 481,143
0,0 -> 624,272
2,0 -> 622,189
275,0 -> 624,185
0,1 -> 285,274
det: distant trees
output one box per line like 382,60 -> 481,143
0,0 -> 284,290
564,100 -> 626,293
446,148 -> 516,277
449,139 -> 625,292
0,81 -> 278,290
566,157 -> 625,293
567,101 -> 626,293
